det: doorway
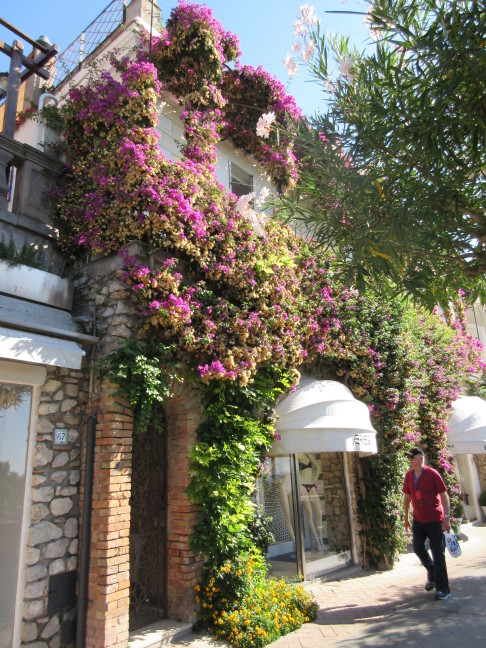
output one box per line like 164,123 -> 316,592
129,409 -> 168,630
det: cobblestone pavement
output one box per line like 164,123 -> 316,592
169,521 -> 486,648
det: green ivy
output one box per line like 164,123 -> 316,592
188,366 -> 319,646
100,339 -> 181,434
187,367 -> 296,563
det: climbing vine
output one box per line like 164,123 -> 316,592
188,367 -> 296,561
100,339 -> 181,435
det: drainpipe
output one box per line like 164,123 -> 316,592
34,92 -> 58,150
76,413 -> 97,648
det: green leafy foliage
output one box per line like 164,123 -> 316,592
195,554 -> 317,647
0,234 -> 45,269
187,367 -> 296,562
188,368 -> 320,646
99,339 -> 181,434
281,0 -> 486,307
38,103 -> 65,133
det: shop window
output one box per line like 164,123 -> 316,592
256,452 -> 352,580
229,161 -> 253,197
0,383 -> 33,647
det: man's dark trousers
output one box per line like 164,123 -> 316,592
412,520 -> 449,592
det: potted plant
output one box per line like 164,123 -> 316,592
479,490 -> 486,518
451,500 -> 465,535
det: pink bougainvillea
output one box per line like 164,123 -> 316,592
53,1 -> 484,567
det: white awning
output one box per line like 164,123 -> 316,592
0,326 -> 85,369
447,396 -> 486,454
270,377 -> 377,456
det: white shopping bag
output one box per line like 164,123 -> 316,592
444,530 -> 462,558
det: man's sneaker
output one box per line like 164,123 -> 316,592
434,590 -> 451,600
425,579 -> 434,591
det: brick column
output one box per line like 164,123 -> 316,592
166,380 -> 204,621
85,380 -> 133,647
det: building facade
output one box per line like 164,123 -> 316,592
2,2 -> 485,648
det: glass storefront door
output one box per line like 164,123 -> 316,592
0,383 -> 33,648
256,452 -> 352,580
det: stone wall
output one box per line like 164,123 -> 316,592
319,453 -> 351,553
21,365 -> 89,647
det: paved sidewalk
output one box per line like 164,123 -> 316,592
168,521 -> 486,648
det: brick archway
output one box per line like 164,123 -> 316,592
165,378 -> 204,620
84,376 -> 204,646
84,380 -> 133,647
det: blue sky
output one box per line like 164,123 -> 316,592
0,0 -> 371,116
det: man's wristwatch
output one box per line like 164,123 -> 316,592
444,515 -> 450,518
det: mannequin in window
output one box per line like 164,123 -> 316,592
277,470 -> 296,549
297,453 -> 326,552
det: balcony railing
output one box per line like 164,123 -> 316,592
49,0 -> 126,90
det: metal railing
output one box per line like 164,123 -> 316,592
48,0 -> 127,89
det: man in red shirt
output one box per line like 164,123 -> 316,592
403,447 -> 452,600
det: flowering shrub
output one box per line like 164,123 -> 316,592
149,0 -> 240,102
196,554 -> 317,648
221,65 -> 302,190
148,1 -> 301,190
403,301 -> 484,529
283,4 -> 318,76
333,294 -> 484,564
54,56 -> 164,257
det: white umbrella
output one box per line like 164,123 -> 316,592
447,396 -> 486,454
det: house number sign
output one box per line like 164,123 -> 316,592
53,428 -> 69,446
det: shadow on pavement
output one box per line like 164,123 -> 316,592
321,573 -> 486,647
